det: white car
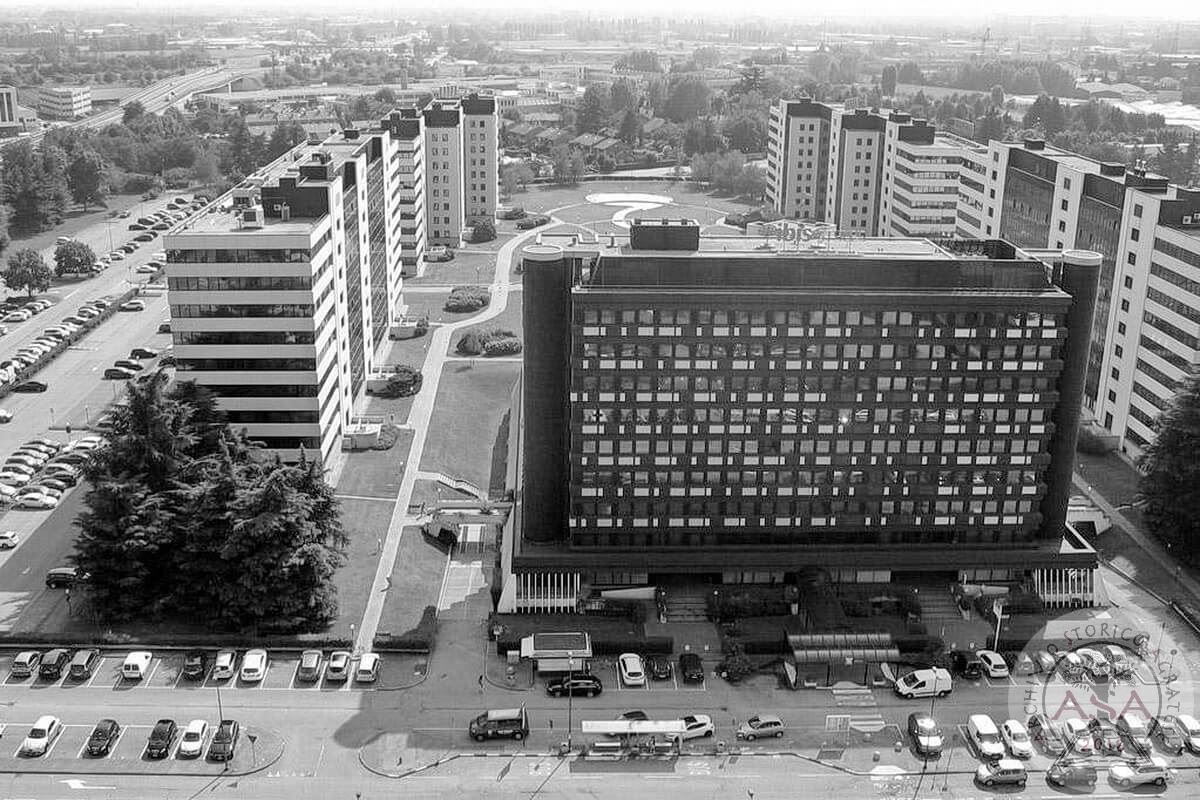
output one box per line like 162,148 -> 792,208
678,714 -> 715,740
356,652 -> 380,683
1,463 -> 37,477
618,653 -> 646,687
1063,718 -> 1095,754
15,493 -> 58,510
240,648 -> 268,682
1109,756 -> 1170,787
6,455 -> 46,469
0,473 -> 32,487
0,530 -> 18,548
2,311 -> 30,323
21,715 -> 63,756
179,719 -> 208,757
212,649 -> 237,680
1001,719 -> 1034,758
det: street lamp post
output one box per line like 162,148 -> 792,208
566,653 -> 576,754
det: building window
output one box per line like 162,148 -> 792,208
1061,199 -> 1069,211
1064,177 -> 1072,189
1114,344 -> 1124,357
1111,367 -> 1120,380
1120,299 -> 1130,312
1127,252 -> 1137,265
1117,321 -> 1126,335
1058,220 -> 1066,232
1134,203 -> 1143,218
1108,390 -> 1117,402
1124,275 -> 1133,289
1131,228 -> 1140,242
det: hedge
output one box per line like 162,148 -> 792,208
445,285 -> 491,313
483,337 -> 522,356
456,327 -> 520,356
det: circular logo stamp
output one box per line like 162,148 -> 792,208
1009,620 -> 1194,734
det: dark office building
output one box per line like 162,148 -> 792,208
504,220 -> 1101,611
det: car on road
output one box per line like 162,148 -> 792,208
39,649 -> 71,679
1150,715 -> 1187,754
179,719 -> 208,758
136,263 -> 161,274
679,714 -> 714,740
1109,756 -> 1170,787
69,648 -> 101,679
208,719 -> 239,761
130,347 -> 159,359
122,651 -> 153,680
326,650 -> 352,681
12,380 -> 48,392
678,653 -> 704,684
1047,760 -> 1097,788
1089,717 -> 1124,754
977,650 -> 1010,679
0,530 -> 18,548
16,492 -> 59,509
12,650 -> 41,677
182,651 -> 208,681
975,758 -> 1026,788
86,719 -> 121,756
618,653 -> 646,687
356,652 -> 380,683
647,655 -> 672,681
516,214 -> 550,230
737,714 -> 786,741
546,674 -> 603,697
907,712 -> 944,756
45,567 -> 83,588
119,210 -> 131,218
297,650 -> 323,681
470,707 -> 530,742
1062,718 -> 1095,755
21,715 -> 63,756
240,649 -> 268,682
119,299 -> 145,312
1000,719 -> 1033,758
105,367 -> 138,380
1117,713 -> 1153,755
146,719 -> 177,758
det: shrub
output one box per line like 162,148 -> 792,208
471,219 -> 497,243
456,330 -> 483,355
483,337 -> 522,356
378,365 -> 422,398
445,285 -> 491,312
457,326 -> 520,356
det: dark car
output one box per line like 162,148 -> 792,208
546,674 -> 603,698
1089,717 -> 1124,754
13,381 -> 48,393
157,322 -> 172,333
207,719 -> 239,761
679,653 -> 705,684
297,649 -> 323,682
516,215 -> 550,230
908,712 -> 944,756
146,719 -> 177,758
951,651 -> 983,679
498,207 -> 527,220
647,655 -> 672,681
1047,760 -> 1098,788
45,566 -> 83,588
105,367 -> 136,380
86,719 -> 121,756
1150,716 -> 1186,754
130,347 -> 159,359
128,223 -> 147,231
38,648 -> 72,679
69,648 -> 101,679
1027,713 -> 1067,756
182,651 -> 207,681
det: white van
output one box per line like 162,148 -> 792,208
969,714 -> 1006,760
122,651 -> 152,680
894,667 -> 953,699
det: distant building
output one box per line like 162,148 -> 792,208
825,107 -> 885,233
38,86 -> 91,120
880,115 -> 986,239
766,98 -> 832,221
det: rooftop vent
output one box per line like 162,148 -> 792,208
1023,138 -> 1046,151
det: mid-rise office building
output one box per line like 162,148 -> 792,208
422,93 -> 500,245
766,99 -> 832,221
879,115 -> 985,239
500,220 -> 1101,612
164,122 -> 412,465
461,94 -> 499,225
38,86 -> 91,120
825,108 -> 885,233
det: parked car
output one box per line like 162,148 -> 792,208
1047,759 -> 1098,788
179,719 -> 208,758
0,530 -> 18,548
39,648 -> 71,679
1089,717 -> 1124,754
182,651 -> 208,681
1062,718 -> 1095,754
130,347 -> 159,359
546,674 -> 603,697
647,655 -> 672,681
356,652 -> 381,683
976,758 -> 1026,788
122,651 -> 153,680
21,715 -> 63,756
118,300 -> 145,312
113,359 -> 145,371
13,381 -> 48,392
146,719 -> 177,759
11,650 -> 41,677
426,245 -> 455,262
679,653 -> 704,684
906,712 -> 944,756
737,714 -> 786,741
1109,756 -> 1171,787
208,719 -> 239,761
45,566 -> 83,588
679,714 -> 715,740
516,214 -> 550,230
618,653 -> 646,687
69,648 -> 101,679
1150,715 -> 1187,754
1001,719 -> 1034,758
1118,713 -> 1154,755
105,367 -> 137,380
326,650 -> 351,681
977,650 -> 1010,679
240,649 -> 268,682
157,321 -> 172,333
967,714 -> 1005,760
16,492 -> 58,509
952,651 -> 983,679
86,719 -> 121,756
297,649 -> 323,682
498,206 -> 527,220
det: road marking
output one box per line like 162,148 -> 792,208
60,779 -> 117,790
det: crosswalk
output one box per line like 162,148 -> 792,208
832,686 -> 887,731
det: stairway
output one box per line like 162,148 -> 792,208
662,587 -> 711,622
912,582 -> 963,623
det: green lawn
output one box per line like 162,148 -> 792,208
421,361 -> 520,492
335,432 -> 414,498
407,249 -> 499,286
446,290 -> 523,357
327,496 -> 397,641
375,525 -> 448,641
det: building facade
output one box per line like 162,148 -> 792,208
461,93 -> 499,225
766,99 -> 831,221
164,123 -> 411,465
423,102 -> 465,245
503,220 -> 1101,612
825,108 -> 885,233
879,116 -> 984,239
38,86 -> 91,120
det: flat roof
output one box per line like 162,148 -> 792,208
173,208 -> 319,236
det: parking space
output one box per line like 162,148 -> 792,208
88,655 -> 126,688
148,655 -> 186,688
262,656 -> 299,689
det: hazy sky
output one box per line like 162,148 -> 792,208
12,0 -> 1200,19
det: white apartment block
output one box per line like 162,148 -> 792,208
383,110 -> 428,277
766,99 -> 831,221
461,94 -> 499,225
825,108 -> 885,233
423,102 -> 465,245
164,123 -> 410,466
879,115 -> 981,238
38,86 -> 91,120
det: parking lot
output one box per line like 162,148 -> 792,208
0,650 -> 416,693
